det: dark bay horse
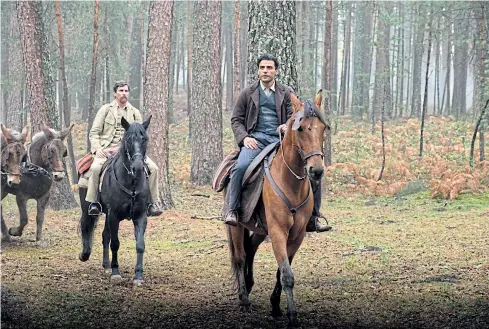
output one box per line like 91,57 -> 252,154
227,91 -> 327,328
1,124 -> 29,242
79,116 -> 152,286
1,125 -> 73,242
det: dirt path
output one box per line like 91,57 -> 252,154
2,192 -> 489,329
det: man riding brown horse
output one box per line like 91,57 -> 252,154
223,53 -> 330,233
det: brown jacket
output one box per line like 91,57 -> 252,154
231,81 -> 293,146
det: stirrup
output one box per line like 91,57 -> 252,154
88,202 -> 102,216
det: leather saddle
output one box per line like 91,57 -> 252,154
213,142 -> 279,234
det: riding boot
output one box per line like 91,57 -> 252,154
224,210 -> 238,226
88,202 -> 102,216
306,214 -> 332,233
88,192 -> 102,216
147,202 -> 163,217
306,179 -> 332,233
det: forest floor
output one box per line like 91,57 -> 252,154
2,92 -> 489,328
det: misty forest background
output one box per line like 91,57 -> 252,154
1,0 -> 489,211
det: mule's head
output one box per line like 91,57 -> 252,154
290,90 -> 329,181
1,124 -> 28,186
40,124 -> 73,181
120,115 -> 152,177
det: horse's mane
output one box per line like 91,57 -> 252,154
32,129 -> 60,142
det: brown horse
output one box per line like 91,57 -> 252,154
227,90 -> 328,328
1,124 -> 29,241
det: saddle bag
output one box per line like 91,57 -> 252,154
212,149 -> 240,192
76,152 -> 94,174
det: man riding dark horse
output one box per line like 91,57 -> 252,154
223,53 -> 331,233
85,81 -> 163,217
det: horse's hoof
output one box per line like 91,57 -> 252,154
8,228 -> 20,237
239,302 -> 252,313
79,253 -> 90,262
271,308 -> 283,318
1,234 -> 11,243
104,267 -> 111,274
111,274 -> 122,281
133,278 -> 144,286
287,315 -> 301,329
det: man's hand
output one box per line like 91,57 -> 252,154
279,124 -> 287,133
243,136 -> 258,150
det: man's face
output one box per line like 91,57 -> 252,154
258,60 -> 278,84
114,85 -> 129,104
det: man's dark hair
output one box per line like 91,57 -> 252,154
113,81 -> 130,92
257,54 -> 279,69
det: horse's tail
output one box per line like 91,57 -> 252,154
227,226 -> 240,292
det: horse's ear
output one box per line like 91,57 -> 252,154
292,111 -> 305,131
59,124 -> 74,141
142,115 -> 152,131
315,89 -> 323,110
121,117 -> 130,131
43,126 -> 54,140
290,92 -> 302,112
21,125 -> 31,143
1,124 -> 14,143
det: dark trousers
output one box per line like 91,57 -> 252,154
227,132 -> 279,211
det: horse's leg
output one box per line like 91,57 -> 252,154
8,195 -> 28,237
34,194 -> 50,242
244,233 -> 266,294
101,217 -> 111,271
228,225 -> 251,312
107,210 -> 122,280
1,191 -> 11,242
268,223 -> 304,328
132,215 -> 147,286
79,188 -> 99,262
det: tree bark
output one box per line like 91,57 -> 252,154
419,13 -> 432,158
144,0 -> 175,209
233,0 -> 241,108
247,0 -> 297,89
323,0 -> 333,167
190,0 -> 223,185
55,0 -> 77,185
86,0 -> 99,152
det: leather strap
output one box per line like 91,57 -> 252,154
264,155 -> 311,215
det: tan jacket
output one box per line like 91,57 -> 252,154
89,100 -> 142,153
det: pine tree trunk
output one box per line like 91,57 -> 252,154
233,0 -> 241,108
86,0 -> 99,152
420,13 -> 432,158
247,0 -> 297,88
225,27 -> 233,111
323,0 -> 333,167
190,0 -> 223,185
17,0 -> 49,133
187,1 -> 193,137
144,0 -> 174,209
55,0 -> 77,185
410,3 -> 424,118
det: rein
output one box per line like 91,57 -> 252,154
110,147 -> 147,219
264,108 -> 324,216
24,143 -> 54,177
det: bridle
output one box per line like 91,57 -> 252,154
264,101 -> 325,215
278,100 -> 324,180
111,139 -> 147,219
40,139 -> 66,174
0,141 -> 24,177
